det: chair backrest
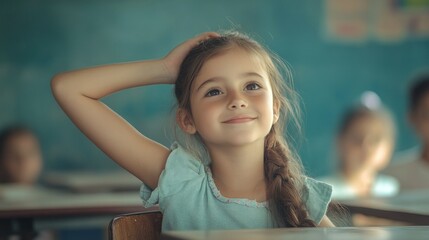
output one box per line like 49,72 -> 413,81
109,208 -> 163,240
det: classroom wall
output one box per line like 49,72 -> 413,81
1,0 -> 428,177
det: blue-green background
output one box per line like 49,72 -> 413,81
1,0 -> 428,178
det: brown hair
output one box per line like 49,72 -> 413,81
174,31 -> 315,227
338,105 -> 395,137
0,125 -> 35,159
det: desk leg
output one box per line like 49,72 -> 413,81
0,218 -> 37,240
0,219 -> 12,239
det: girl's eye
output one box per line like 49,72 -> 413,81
245,83 -> 261,91
205,89 -> 222,97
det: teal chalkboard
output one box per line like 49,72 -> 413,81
1,0 -> 428,177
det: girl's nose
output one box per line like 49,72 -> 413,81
360,137 -> 374,152
228,92 -> 248,110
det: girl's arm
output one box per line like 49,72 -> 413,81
51,32 -> 219,189
318,215 -> 335,227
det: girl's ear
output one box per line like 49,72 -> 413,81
176,108 -> 197,134
273,100 -> 280,124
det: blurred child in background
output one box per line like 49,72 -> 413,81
0,125 -> 43,185
383,73 -> 429,191
320,92 -> 398,200
0,125 -> 54,240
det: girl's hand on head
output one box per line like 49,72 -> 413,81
162,32 -> 220,84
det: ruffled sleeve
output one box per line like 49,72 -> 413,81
301,177 -> 333,224
139,142 -> 204,208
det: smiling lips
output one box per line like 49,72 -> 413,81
222,116 -> 257,124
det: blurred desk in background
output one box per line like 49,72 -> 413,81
41,171 -> 142,193
339,190 -> 429,225
162,226 -> 429,240
0,171 -> 147,236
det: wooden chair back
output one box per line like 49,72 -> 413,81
109,208 -> 163,240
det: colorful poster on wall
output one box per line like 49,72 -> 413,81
324,0 -> 429,42
400,0 -> 429,37
372,0 -> 408,42
325,0 -> 370,42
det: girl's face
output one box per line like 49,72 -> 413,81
0,133 -> 42,184
338,115 -> 394,173
185,47 -> 278,148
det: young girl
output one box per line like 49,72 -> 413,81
320,93 -> 398,199
51,31 -> 334,230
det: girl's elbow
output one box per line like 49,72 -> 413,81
51,73 -> 68,97
318,215 -> 336,227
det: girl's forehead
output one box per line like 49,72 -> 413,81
6,133 -> 38,147
193,47 -> 268,85
347,115 -> 393,134
206,47 -> 264,69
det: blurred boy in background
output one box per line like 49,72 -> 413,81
384,73 -> 429,191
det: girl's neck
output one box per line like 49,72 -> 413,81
208,140 -> 266,202
342,168 -> 376,197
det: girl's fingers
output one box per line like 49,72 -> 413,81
196,32 -> 221,39
162,32 -> 221,81
192,32 -> 221,44
174,32 -> 219,54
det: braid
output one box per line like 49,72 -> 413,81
264,132 -> 316,227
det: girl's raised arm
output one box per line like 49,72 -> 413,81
51,32 -> 219,189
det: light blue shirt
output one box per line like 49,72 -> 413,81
140,143 -> 332,231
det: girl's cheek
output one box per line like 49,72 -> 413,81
376,142 -> 392,160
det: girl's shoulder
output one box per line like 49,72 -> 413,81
140,142 -> 206,207
303,177 -> 333,197
164,142 -> 205,174
372,174 -> 399,197
301,177 -> 333,224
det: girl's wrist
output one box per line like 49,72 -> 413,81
158,59 -> 176,84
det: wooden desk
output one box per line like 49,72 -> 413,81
339,190 -> 429,225
162,226 -> 429,240
0,184 -> 147,236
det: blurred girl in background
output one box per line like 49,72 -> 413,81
320,92 -> 398,200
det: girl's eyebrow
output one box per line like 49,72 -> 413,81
196,72 -> 264,92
